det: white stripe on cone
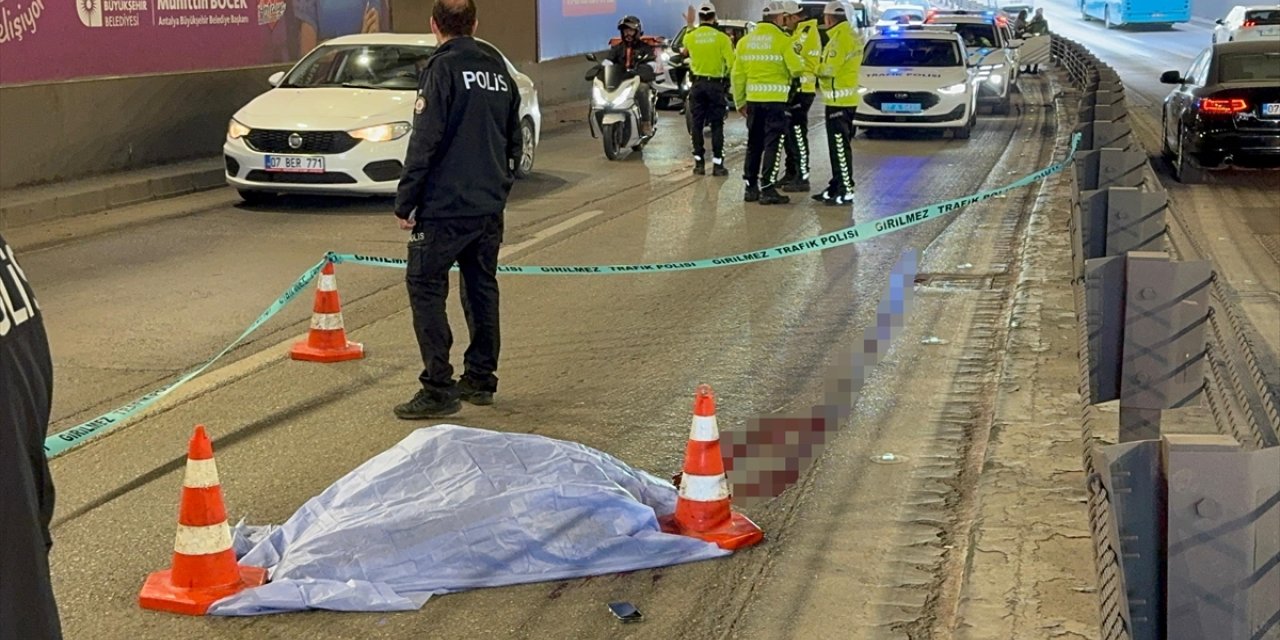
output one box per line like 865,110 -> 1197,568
318,274 -> 337,292
182,458 -> 221,489
173,522 -> 234,556
678,472 -> 731,501
689,415 -> 719,442
310,312 -> 345,331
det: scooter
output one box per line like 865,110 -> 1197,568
584,54 -> 659,161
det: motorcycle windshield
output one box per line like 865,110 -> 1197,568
601,64 -> 625,91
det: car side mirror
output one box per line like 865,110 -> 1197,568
1215,18 -> 1225,25
585,53 -> 598,62
268,71 -> 285,87
1159,70 -> 1183,84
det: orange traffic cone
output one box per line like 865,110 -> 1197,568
290,260 -> 364,363
139,425 -> 267,615
658,384 -> 764,551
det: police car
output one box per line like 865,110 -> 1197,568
224,34 -> 542,203
925,10 -> 1021,114
852,25 -> 979,138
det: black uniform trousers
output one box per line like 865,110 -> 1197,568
743,102 -> 790,190
784,91 -> 816,181
825,106 -> 857,195
689,78 -> 728,161
406,215 -> 502,397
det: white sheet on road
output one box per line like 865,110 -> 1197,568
207,425 -> 730,616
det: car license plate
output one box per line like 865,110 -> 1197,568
883,102 -> 922,113
1263,103 -> 1280,117
265,155 -> 325,173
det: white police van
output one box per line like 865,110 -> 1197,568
852,24 -> 980,139
925,10 -> 1022,114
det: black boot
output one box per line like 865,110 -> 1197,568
458,377 -> 495,406
758,188 -> 790,205
712,161 -> 729,177
744,181 -> 761,202
694,159 -> 706,175
394,388 -> 461,420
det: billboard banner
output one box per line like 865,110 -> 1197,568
0,0 -> 392,86
537,0 -> 693,61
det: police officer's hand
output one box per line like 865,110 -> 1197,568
738,105 -> 749,118
397,216 -> 414,231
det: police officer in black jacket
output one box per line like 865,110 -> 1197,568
393,0 -> 522,419
0,232 -> 63,640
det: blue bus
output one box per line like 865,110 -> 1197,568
1079,0 -> 1190,28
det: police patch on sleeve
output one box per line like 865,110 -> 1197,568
414,96 -> 426,114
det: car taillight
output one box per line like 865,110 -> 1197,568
1198,98 -> 1249,114
1243,19 -> 1256,27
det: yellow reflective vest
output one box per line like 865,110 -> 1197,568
731,21 -> 805,105
684,24 -> 736,78
818,20 -> 864,108
791,18 -> 823,94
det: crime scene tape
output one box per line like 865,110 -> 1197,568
43,133 -> 1081,459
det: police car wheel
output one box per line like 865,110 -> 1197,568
515,118 -> 536,179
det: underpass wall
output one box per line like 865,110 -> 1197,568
0,0 -> 761,193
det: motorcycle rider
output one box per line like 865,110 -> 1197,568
606,15 -> 658,136
731,1 -> 805,205
683,2 -> 736,176
813,0 -> 863,207
781,0 -> 822,194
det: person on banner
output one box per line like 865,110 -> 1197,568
731,1 -> 805,205
393,0 -> 522,419
0,232 -> 63,640
292,0 -> 392,57
812,1 -> 863,207
780,0 -> 822,194
683,2 -> 736,177
606,15 -> 660,136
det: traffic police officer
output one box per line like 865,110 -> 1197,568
781,1 -> 822,194
731,1 -> 805,205
0,232 -> 63,640
393,0 -> 523,418
813,0 -> 863,207
683,2 -> 736,176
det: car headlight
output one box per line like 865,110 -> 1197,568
938,83 -> 968,94
857,86 -> 869,94
986,74 -> 1004,85
348,122 -> 412,142
979,63 -> 1005,71
228,119 -> 251,140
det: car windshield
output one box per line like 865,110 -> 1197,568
282,44 -> 436,90
944,23 -> 1001,47
865,38 -> 962,66
881,7 -> 925,21
1218,51 -> 1280,82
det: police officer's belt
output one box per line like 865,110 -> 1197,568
691,74 -> 728,82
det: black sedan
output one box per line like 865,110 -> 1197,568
1160,39 -> 1280,182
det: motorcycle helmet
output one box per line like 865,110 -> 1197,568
617,15 -> 643,35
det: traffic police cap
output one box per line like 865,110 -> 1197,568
697,1 -> 716,14
824,0 -> 847,14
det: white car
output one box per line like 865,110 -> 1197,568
852,26 -> 979,138
926,11 -> 1021,114
224,33 -> 541,202
876,4 -> 927,25
1213,5 -> 1280,43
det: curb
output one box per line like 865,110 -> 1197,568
1,159 -> 226,232
0,100 -> 588,233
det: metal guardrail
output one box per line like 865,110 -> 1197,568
1056,31 -> 1280,640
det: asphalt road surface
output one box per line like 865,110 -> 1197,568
20,72 -> 1074,639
